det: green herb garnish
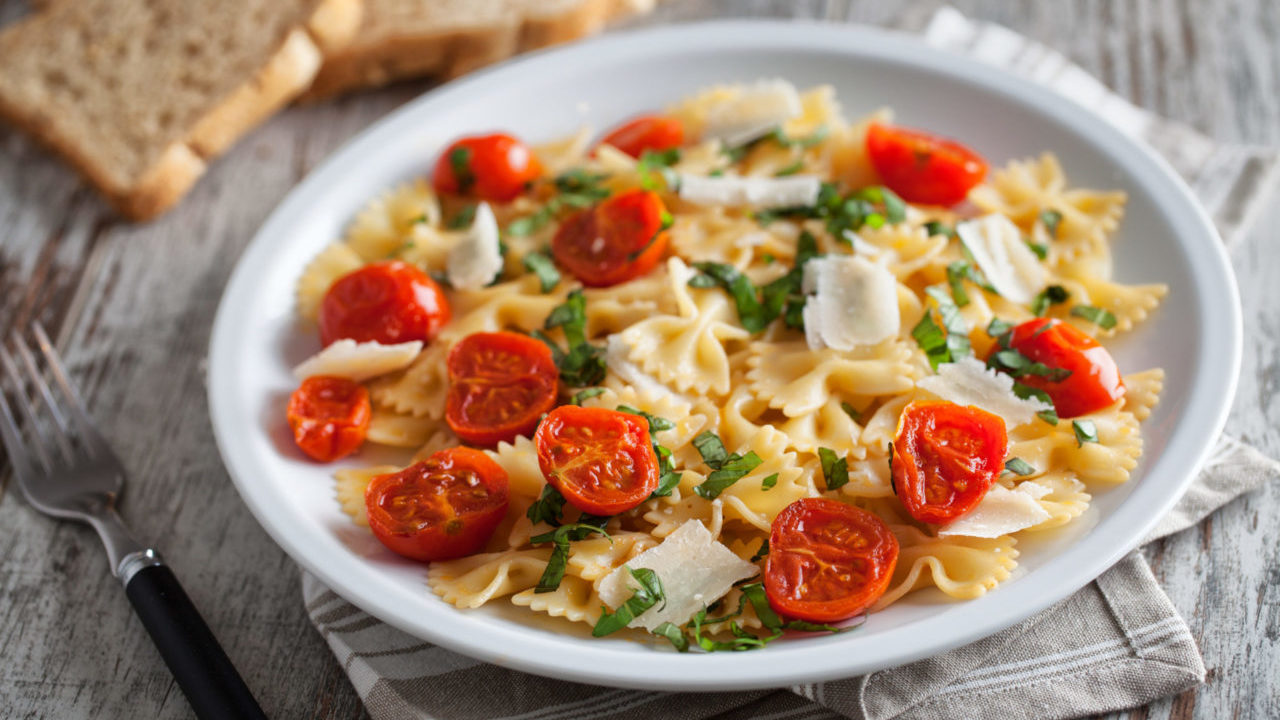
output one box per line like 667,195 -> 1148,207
526,484 -> 567,526
535,290 -> 607,386
449,146 -> 474,193
695,452 -> 763,500
569,387 -> 606,405
817,447 -> 849,491
522,251 -> 561,292
532,518 -> 611,593
1039,209 -> 1063,239
774,160 -> 805,177
1070,304 -> 1118,330
750,538 -> 770,562
1003,457 -> 1036,477
651,621 -> 689,652
616,405 -> 675,432
1030,285 -> 1069,317
592,568 -> 665,636
760,473 -> 778,491
447,203 -> 476,230
1072,419 -> 1099,447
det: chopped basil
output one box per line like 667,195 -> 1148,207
1026,241 -> 1049,260
987,348 -> 1072,382
506,169 -> 612,236
1039,209 -> 1063,239
522,251 -> 561,292
449,146 -> 474,193
738,582 -> 784,629
1070,304 -> 1118,330
1072,419 -> 1099,447
750,182 -> 905,237
784,619 -> 855,633
675,580 -> 852,653
817,447 -> 849,491
649,443 -> 681,499
532,518 -> 611,593
750,538 -> 770,563
1012,383 -> 1060,425
592,567 -> 665,636
616,405 -> 675,432
651,621 -> 689,652
888,441 -> 897,495
912,286 -> 971,371
923,220 -> 953,237
911,312 -> 951,371
537,290 -> 607,386
840,401 -> 861,423
637,148 -> 681,191
771,125 -> 829,149
628,210 -> 674,261
526,484 -> 567,526
695,452 -> 763,499
760,473 -> 779,491
946,261 -> 973,307
446,203 -> 476,230
1003,457 -> 1036,477
774,160 -> 805,177
692,431 -> 730,469
1030,285 -> 1070,317
692,248 -> 819,334
569,387 -> 606,405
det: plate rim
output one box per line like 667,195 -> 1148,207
208,18 -> 1242,691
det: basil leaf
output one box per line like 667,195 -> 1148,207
987,348 -> 1072,382
526,484 -> 567,526
651,622 -> 689,652
922,285 -> 972,365
840,401 -> 860,423
616,405 -> 675,433
1011,383 -> 1059,425
738,582 -> 784,631
691,262 -> 772,332
1072,419 -> 1099,447
1003,457 -> 1036,477
637,148 -> 682,191
750,538 -> 770,563
774,160 -> 804,177
449,146 -> 474,192
1039,209 -> 1063,239
506,207 -> 555,237
888,441 -> 897,495
923,220 -> 952,237
569,387 -> 606,405
649,443 -> 682,499
695,452 -> 763,499
771,125 -> 829,148
540,290 -> 607,386
522,251 -> 561,292
986,318 -> 1014,338
911,312 -> 951,371
817,447 -> 849,491
692,431 -> 730,469
784,619 -> 855,634
760,473 -> 779,491
1026,241 -> 1049,260
1070,304 -> 1118,330
593,568 -> 666,637
447,203 -> 477,230
946,261 -> 973,307
532,520 -> 611,593
1030,285 -> 1069,317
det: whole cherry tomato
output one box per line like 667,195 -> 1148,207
319,261 -> 451,347
865,122 -> 988,206
551,189 -> 669,288
365,447 -> 510,562
431,133 -> 542,202
445,331 -> 559,447
598,115 -> 685,158
534,405 -> 658,516
286,376 -> 371,462
1002,317 -> 1125,418
891,401 -> 1008,525
765,498 -> 899,623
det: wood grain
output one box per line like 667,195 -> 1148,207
0,1 -> 1276,718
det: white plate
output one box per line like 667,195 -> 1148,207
208,20 -> 1241,691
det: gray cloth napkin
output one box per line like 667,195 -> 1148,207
300,8 -> 1280,719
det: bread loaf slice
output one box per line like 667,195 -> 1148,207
0,0 -> 362,220
303,0 -> 656,100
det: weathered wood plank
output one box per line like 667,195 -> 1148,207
0,1 -> 1275,718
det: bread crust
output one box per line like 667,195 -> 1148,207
302,0 -> 653,101
0,0 -> 361,221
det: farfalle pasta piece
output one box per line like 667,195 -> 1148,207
510,575 -> 603,626
642,481 -> 724,539
668,207 -> 760,269
874,525 -> 1019,608
441,275 -> 567,341
486,435 -> 547,502
368,340 -> 450,420
774,396 -> 866,459
296,244 -> 363,321
715,427 -> 818,533
1056,407 -> 1143,485
1021,472 -> 1091,530
566,532 -> 660,582
848,223 -> 949,281
1122,368 -> 1165,421
344,180 -> 442,262
365,408 -> 440,448
426,548 -> 551,609
746,340 -> 917,417
410,426 -> 462,463
333,465 -> 401,527
1055,270 -> 1168,338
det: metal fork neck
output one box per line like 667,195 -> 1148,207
85,506 -> 153,580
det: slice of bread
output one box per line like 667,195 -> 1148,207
0,0 -> 362,220
302,0 -> 656,100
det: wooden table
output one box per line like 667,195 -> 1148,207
1,1 -> 1276,718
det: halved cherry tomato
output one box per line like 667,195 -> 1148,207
365,447 -> 509,562
287,376 -> 371,462
765,498 -> 899,623
445,332 -> 559,447
1002,318 -> 1125,418
431,133 -> 542,202
865,122 -> 988,206
598,115 -> 684,158
891,401 -> 1008,525
534,405 -> 657,516
551,189 -> 668,288
319,260 -> 451,347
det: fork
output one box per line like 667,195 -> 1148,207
0,324 -> 267,720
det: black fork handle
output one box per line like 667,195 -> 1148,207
124,564 -> 268,720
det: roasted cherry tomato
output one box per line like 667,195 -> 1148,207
765,498 -> 899,623
445,332 -> 559,447
865,122 -> 988,206
598,115 -> 685,158
1002,317 -> 1125,418
431,133 -> 542,202
365,447 -> 509,562
534,405 -> 658,516
551,189 -> 669,288
287,376 -> 371,462
319,260 -> 451,347
891,401 -> 1008,525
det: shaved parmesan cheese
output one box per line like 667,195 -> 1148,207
917,357 -> 1052,427
956,214 -> 1046,304
293,339 -> 423,382
597,520 -> 756,631
678,174 -> 822,209
447,202 -> 502,290
801,256 -> 899,351
938,482 -> 1053,538
701,79 -> 803,147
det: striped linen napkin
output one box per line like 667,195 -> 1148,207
301,8 -> 1280,719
